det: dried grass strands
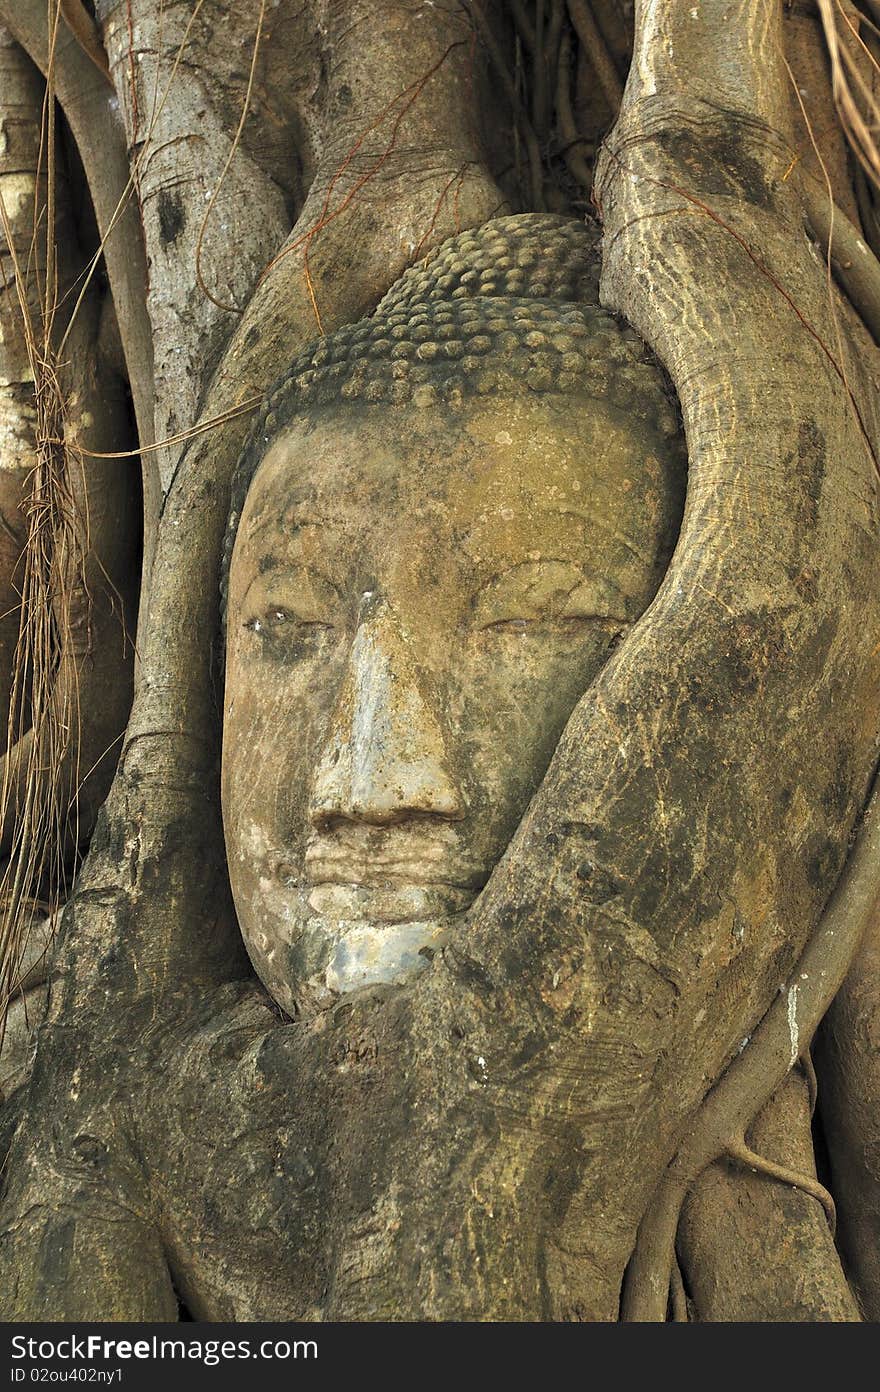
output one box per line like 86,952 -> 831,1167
819,0 -> 880,190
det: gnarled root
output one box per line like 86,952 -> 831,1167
621,776 -> 880,1321
815,885 -> 880,1318
674,1065 -> 858,1321
725,1136 -> 836,1235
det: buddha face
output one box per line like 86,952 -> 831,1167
223,395 -> 682,1010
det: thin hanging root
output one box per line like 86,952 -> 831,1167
533,0 -> 546,139
510,0 -> 536,53
669,1256 -> 688,1322
535,0 -> 565,147
565,0 -> 623,113
800,174 -> 880,345
467,0 -> 545,211
557,28 -> 592,190
621,774 -> 880,1322
724,1137 -> 837,1235
802,1046 -> 818,1118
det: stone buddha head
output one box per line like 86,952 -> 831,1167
221,215 -> 685,1014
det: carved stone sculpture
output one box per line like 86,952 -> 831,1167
3,0 -> 880,1319
222,215 -> 685,1010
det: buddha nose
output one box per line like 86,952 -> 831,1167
309,603 -> 465,829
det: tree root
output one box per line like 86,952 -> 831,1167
467,0 -> 546,210
58,0 -> 111,82
557,29 -> 592,190
621,775 -> 880,1321
725,1136 -> 837,1235
803,1045 -> 818,1117
802,174 -> 880,344
565,0 -> 623,113
669,1256 -> 688,1322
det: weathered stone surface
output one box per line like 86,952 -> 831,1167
2,0 -> 880,1322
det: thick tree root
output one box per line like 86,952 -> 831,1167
621,776 -> 880,1321
676,1066 -> 857,1320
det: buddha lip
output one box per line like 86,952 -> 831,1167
301,863 -> 485,892
301,841 -> 487,892
304,876 -> 478,925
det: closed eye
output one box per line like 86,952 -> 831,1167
237,563 -> 342,647
479,614 -> 628,633
244,609 -> 333,634
471,560 -> 636,633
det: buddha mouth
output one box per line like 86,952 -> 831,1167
261,835 -> 490,992
304,878 -> 477,925
292,830 -> 487,923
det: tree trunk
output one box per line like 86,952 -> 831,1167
0,0 -> 879,1322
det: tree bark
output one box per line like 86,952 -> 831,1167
1,0 -> 879,1323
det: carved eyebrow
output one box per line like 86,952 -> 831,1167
239,561 -> 342,610
255,555 -> 336,580
239,511 -> 344,584
475,557 -> 591,591
474,558 -> 625,603
471,559 -> 634,620
466,506 -> 660,569
242,510 -> 334,543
